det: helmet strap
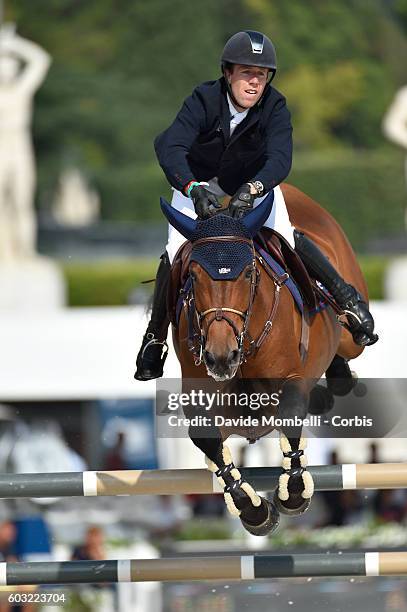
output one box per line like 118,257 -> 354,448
223,71 -> 241,110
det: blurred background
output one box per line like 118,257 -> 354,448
0,1 -> 406,611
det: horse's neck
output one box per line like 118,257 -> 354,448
253,269 -> 300,343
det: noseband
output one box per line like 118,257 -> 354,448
184,235 -> 289,366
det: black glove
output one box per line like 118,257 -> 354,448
229,184 -> 255,219
190,185 -> 221,220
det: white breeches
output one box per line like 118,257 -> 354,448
165,185 -> 295,264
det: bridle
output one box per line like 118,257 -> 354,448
184,235 -> 289,366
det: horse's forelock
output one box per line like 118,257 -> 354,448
190,214 -> 251,242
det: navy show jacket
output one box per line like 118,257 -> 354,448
154,77 -> 293,196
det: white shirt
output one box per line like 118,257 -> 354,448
203,94 -> 250,197
227,93 -> 249,135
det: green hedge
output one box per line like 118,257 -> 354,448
62,255 -> 389,307
358,256 -> 390,300
62,259 -> 158,307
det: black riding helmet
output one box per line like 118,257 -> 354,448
221,30 -> 277,79
221,31 -> 277,107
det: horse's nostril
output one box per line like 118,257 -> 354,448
204,350 -> 216,367
228,349 -> 240,364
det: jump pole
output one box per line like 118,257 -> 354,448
1,552 -> 407,585
0,463 -> 405,499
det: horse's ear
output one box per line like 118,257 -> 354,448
240,192 -> 274,237
160,197 -> 197,240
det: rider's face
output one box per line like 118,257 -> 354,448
226,64 -> 269,111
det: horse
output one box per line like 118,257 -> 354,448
160,182 -> 366,536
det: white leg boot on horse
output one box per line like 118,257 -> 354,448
274,433 -> 315,515
272,380 -> 315,515
189,424 -> 280,536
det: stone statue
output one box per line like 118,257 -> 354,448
382,85 -> 407,228
53,168 -> 100,227
382,87 -> 407,300
0,24 -> 51,261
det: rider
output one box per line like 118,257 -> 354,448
135,30 -> 377,381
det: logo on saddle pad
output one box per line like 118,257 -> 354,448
218,267 -> 231,274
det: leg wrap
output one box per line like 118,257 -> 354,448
278,434 -> 314,501
205,443 -> 261,517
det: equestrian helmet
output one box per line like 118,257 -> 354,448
221,30 -> 277,75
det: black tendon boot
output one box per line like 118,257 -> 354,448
134,252 -> 171,380
294,231 -> 378,346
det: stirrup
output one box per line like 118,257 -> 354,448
141,332 -> 168,359
134,332 -> 169,381
337,309 -> 378,346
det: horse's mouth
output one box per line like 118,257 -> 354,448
205,365 -> 239,382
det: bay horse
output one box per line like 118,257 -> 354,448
160,183 -> 366,536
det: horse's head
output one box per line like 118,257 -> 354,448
161,194 -> 274,381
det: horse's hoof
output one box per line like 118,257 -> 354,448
308,384 -> 334,414
273,491 -> 311,516
240,497 -> 280,536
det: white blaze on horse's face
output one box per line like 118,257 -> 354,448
192,263 -> 252,381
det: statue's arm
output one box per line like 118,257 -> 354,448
382,86 -> 407,150
0,32 -> 51,92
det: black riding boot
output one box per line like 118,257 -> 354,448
134,252 -> 171,380
294,230 -> 378,346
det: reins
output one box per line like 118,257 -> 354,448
184,235 -> 289,366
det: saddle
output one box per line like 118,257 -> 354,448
167,229 -> 319,326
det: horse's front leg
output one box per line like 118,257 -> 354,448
274,381 -> 314,515
188,421 -> 279,536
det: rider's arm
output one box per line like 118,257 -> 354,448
251,95 -> 293,193
154,88 -> 207,194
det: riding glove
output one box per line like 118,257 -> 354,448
190,185 -> 221,220
229,183 -> 255,219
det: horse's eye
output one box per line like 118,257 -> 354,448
245,268 -> 252,279
190,270 -> 197,281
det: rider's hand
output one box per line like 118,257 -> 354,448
190,185 -> 222,220
229,184 -> 255,219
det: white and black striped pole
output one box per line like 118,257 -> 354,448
0,552 -> 407,585
0,463 -> 405,499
